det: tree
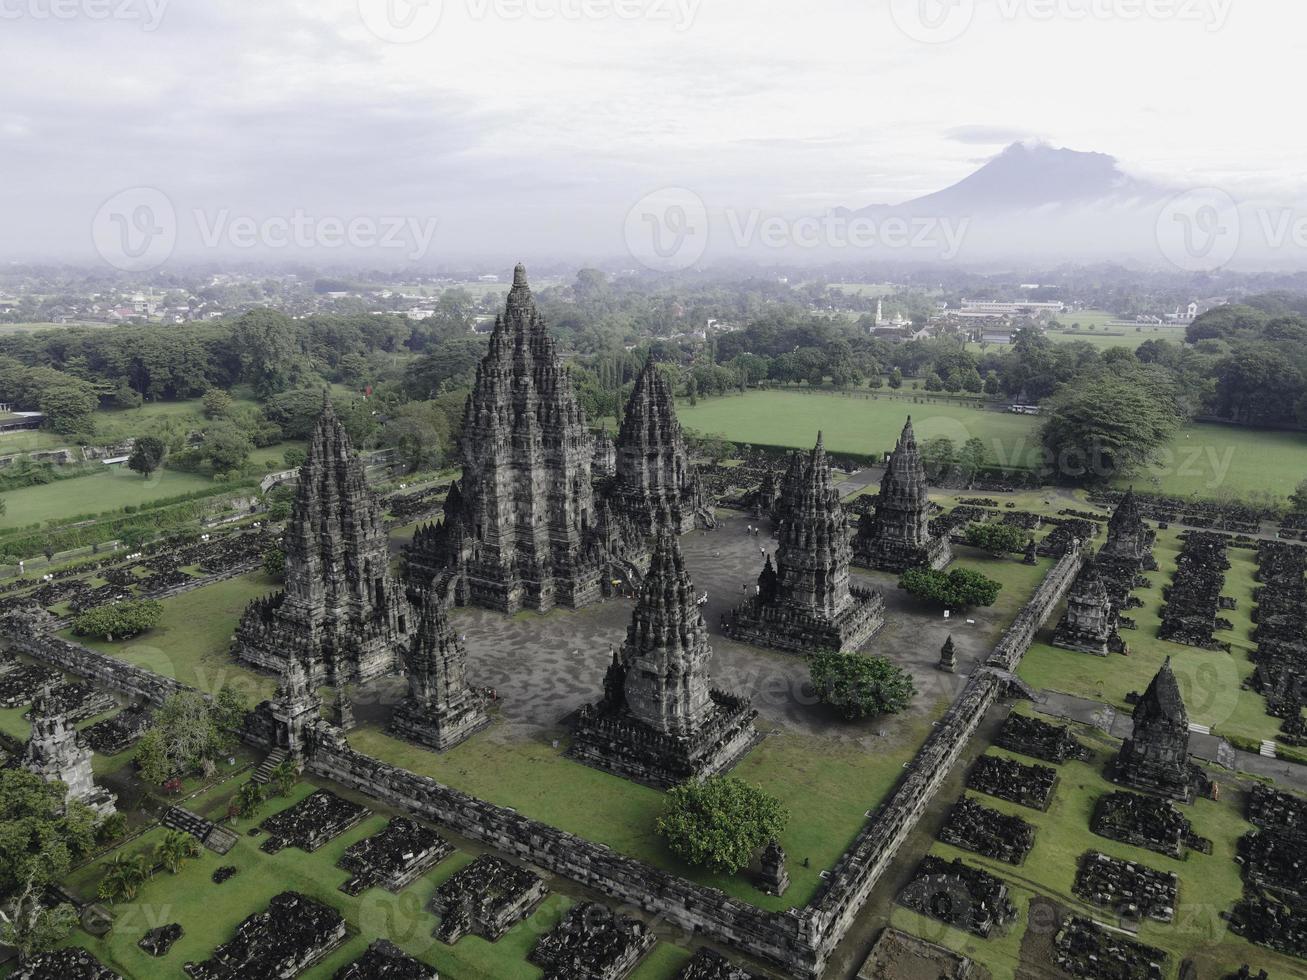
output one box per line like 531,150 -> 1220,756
921,437 -> 956,477
200,422 -> 252,474
38,381 -> 97,436
97,851 -> 151,903
72,599 -> 163,642
112,380 -> 143,410
127,436 -> 166,479
201,388 -> 234,419
0,890 -> 77,963
210,684 -> 250,742
0,769 -> 96,906
983,371 -> 1000,395
888,368 -> 903,389
808,651 -> 915,720
900,567 -> 1002,608
134,728 -> 173,786
963,522 -> 1028,556
283,448 -> 307,469
1289,479 -> 1307,514
958,437 -> 987,486
656,777 -> 787,874
234,780 -> 266,819
379,400 -> 449,473
924,371 -> 944,392
136,689 -> 239,782
270,758 -> 299,796
155,830 -> 200,874
263,547 -> 286,579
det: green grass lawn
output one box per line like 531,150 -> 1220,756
1127,422 -> 1307,500
1019,528 -> 1289,747
0,467 -> 223,530
63,571 -> 284,703
349,720 -> 930,912
61,779 -> 696,980
894,727 -> 1307,980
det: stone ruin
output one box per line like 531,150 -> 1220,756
184,891 -> 347,980
81,704 -> 152,756
896,855 -> 1017,938
1091,791 -> 1209,859
429,853 -> 548,944
966,754 -> 1057,811
938,634 -> 958,672
1052,561 -> 1125,656
938,796 -> 1036,865
332,939 -> 438,980
1052,914 -> 1166,980
1231,887 -> 1307,960
857,927 -> 974,980
11,949 -> 122,980
21,688 -> 116,817
139,923 -> 184,957
676,948 -> 768,980
1159,531 -> 1232,651
725,434 -> 885,655
1099,488 -> 1158,571
1237,827 -> 1307,898
1112,658 -> 1197,803
1248,783 -> 1307,839
571,532 -> 758,788
996,713 -> 1089,764
24,680 -> 116,724
1225,969 -> 1269,980
1249,540 -> 1307,721
337,815 -> 452,895
389,589 -> 489,752
236,395 -> 412,685
529,901 -> 656,980
403,266 -> 630,613
853,417 -> 952,572
259,788 -> 369,853
610,358 -> 713,534
1073,851 -> 1178,923
0,660 -> 61,709
756,838 -> 789,897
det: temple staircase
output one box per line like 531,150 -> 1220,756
252,748 -> 288,785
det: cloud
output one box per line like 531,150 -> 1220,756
945,126 -> 1039,146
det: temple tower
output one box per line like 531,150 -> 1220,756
1113,658 -> 1194,802
23,691 -> 116,817
390,591 -> 489,751
726,435 -> 885,654
1052,562 -> 1124,656
236,395 -> 412,684
853,417 -> 951,572
611,360 -> 712,535
405,265 -> 605,613
570,533 -> 757,787
1099,487 -> 1157,570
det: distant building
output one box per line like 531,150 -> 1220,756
958,299 -> 1065,318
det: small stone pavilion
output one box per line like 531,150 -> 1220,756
1052,561 -> 1124,656
23,690 -> 117,817
1113,658 -> 1195,802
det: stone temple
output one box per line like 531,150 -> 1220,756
726,434 -> 885,654
236,395 -> 412,685
610,359 -> 713,535
23,690 -> 116,817
390,591 -> 489,751
404,265 -> 621,613
1052,561 -> 1124,656
1099,487 -> 1157,570
853,417 -> 951,572
570,532 -> 758,787
1113,658 -> 1194,802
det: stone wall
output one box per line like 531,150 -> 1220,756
8,632 -> 187,707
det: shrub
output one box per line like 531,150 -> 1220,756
963,522 -> 1028,555
72,599 -> 163,642
656,777 -> 787,875
900,566 -> 1002,608
808,651 -> 915,719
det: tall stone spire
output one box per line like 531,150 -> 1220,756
404,265 -> 603,613
853,416 -> 951,572
390,591 -> 489,751
612,359 -> 712,535
1052,559 -> 1124,656
236,397 -> 412,684
1099,487 -> 1157,570
727,434 -> 885,654
1113,658 -> 1194,801
571,532 -> 757,787
23,691 -> 116,816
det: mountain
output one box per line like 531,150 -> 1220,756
854,142 -> 1171,216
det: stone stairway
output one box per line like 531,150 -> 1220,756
252,748 -> 288,785
162,806 -> 239,855
1260,739 -> 1278,759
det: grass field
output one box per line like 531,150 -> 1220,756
65,570 -> 284,703
893,723 -> 1307,980
0,467 -> 227,529
1044,322 -> 1190,351
60,778 -> 691,980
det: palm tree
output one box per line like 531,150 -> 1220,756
155,831 -> 199,874
235,780 -> 266,819
270,759 -> 298,797
97,852 -> 150,903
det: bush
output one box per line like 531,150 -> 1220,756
900,566 -> 1002,608
263,547 -> 286,578
963,522 -> 1028,555
808,651 -> 915,719
72,599 -> 163,641
656,777 -> 787,874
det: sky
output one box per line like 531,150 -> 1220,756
1,0 -> 1304,269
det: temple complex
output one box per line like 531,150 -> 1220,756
570,533 -> 758,787
1113,658 -> 1195,802
1052,561 -> 1124,656
403,265 -> 614,613
23,690 -> 116,816
236,396 -> 411,685
610,359 -> 713,535
1099,488 -> 1157,570
389,591 -> 489,751
726,435 -> 885,654
853,417 -> 951,572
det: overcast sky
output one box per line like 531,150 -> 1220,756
2,0 -> 1303,267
